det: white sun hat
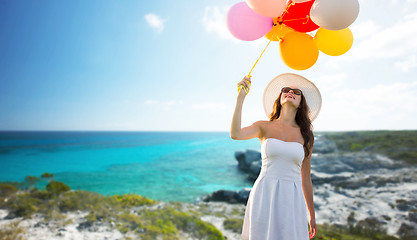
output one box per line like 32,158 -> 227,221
263,73 -> 322,122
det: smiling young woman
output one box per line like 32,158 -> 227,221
230,73 -> 322,240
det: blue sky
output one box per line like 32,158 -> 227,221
1,0 -> 417,131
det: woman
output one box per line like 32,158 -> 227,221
230,73 -> 321,240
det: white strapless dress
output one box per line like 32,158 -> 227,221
242,138 -> 309,240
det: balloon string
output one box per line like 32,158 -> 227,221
282,16 -> 309,23
247,39 -> 273,78
276,0 -> 295,24
282,1 -> 295,16
278,1 -> 311,25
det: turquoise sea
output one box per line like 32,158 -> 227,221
0,131 -> 259,202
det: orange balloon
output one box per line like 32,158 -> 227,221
279,32 -> 319,70
265,23 -> 293,41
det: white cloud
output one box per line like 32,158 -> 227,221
312,73 -> 348,92
347,12 -> 417,60
350,20 -> 381,40
315,81 -> 417,130
395,55 -> 417,72
393,0 -> 417,3
202,6 -> 236,41
144,13 -> 166,33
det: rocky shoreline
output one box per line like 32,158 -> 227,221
0,201 -> 246,240
0,174 -> 247,240
2,132 -> 417,239
203,134 -> 417,239
0,209 -> 124,240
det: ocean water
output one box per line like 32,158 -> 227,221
0,131 -> 259,202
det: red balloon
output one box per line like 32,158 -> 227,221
281,0 -> 319,33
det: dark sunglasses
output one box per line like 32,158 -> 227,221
281,87 -> 302,95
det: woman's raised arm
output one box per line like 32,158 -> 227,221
230,77 -> 262,140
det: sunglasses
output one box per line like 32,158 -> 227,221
281,87 -> 302,96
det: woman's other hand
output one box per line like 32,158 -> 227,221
309,217 -> 317,239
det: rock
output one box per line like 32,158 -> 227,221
34,221 -> 45,228
248,161 -> 261,181
235,149 -> 262,181
353,217 -> 387,236
235,150 -> 261,172
237,189 -> 250,202
311,174 -> 350,187
409,210 -> 417,223
397,223 -> 417,239
311,154 -> 354,174
234,151 -> 246,170
363,145 -> 377,151
77,221 -> 93,231
347,211 -> 356,226
203,189 -> 251,205
313,135 -> 337,153
396,199 -> 417,212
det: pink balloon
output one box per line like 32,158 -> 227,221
227,2 -> 273,41
246,0 -> 288,18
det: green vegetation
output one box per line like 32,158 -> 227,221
321,130 -> 417,164
40,172 -> 54,180
315,223 -> 399,240
112,193 -> 155,207
46,180 -> 70,196
0,222 -> 26,240
0,173 -> 225,240
219,217 -> 400,240
223,218 -> 243,233
0,173 -> 409,239
21,176 -> 40,190
0,182 -> 18,198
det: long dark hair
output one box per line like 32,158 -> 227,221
269,91 -> 314,158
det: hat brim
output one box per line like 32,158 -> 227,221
263,73 -> 322,122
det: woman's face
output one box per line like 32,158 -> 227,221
280,86 -> 302,108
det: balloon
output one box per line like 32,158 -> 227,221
265,20 -> 293,41
314,28 -> 353,56
246,0 -> 288,18
280,32 -> 319,70
282,0 -> 319,33
310,0 -> 360,30
227,2 -> 274,41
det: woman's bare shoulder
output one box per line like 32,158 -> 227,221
254,120 -> 269,125
253,120 -> 269,127
252,121 -> 269,139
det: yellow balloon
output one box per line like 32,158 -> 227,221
265,24 -> 293,41
314,28 -> 353,56
279,32 -> 319,70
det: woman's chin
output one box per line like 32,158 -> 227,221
281,100 -> 299,108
